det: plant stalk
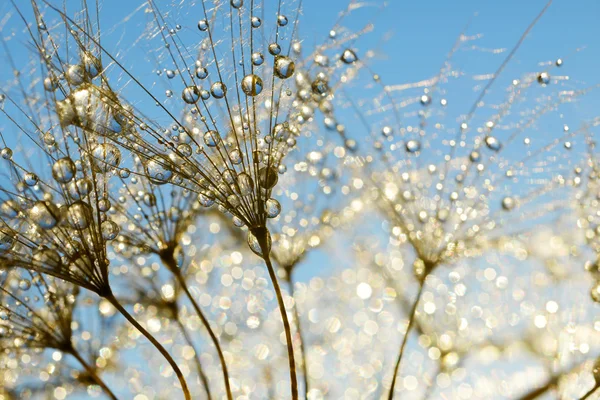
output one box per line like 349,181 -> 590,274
172,269 -> 233,400
70,349 -> 119,400
174,314 -> 213,400
253,228 -> 299,400
387,282 -> 426,400
105,293 -> 191,400
286,276 -> 309,399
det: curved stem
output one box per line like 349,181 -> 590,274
105,293 -> 191,400
254,228 -> 298,400
387,282 -> 425,400
174,314 -> 213,400
173,270 -> 233,400
286,277 -> 309,399
70,349 -> 119,400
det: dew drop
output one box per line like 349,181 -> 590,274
265,198 -> 281,218
537,72 -> 550,85
405,140 -> 421,153
52,157 -> 76,183
341,49 -> 357,64
101,220 -> 119,240
203,130 -> 222,147
92,143 -> 122,172
251,16 -> 261,28
182,86 -> 200,104
145,157 -> 173,185
258,166 -> 278,189
211,82 -> 227,99
67,201 -> 93,229
247,230 -> 271,257
197,19 -> 209,31
241,74 -> 263,96
29,201 -> 60,230
485,136 -> 502,152
274,56 -> 295,79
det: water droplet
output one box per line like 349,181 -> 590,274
211,82 -> 227,99
24,172 -> 39,186
52,157 -> 76,183
1,148 -> 12,160
537,72 -> 550,85
258,166 -> 278,189
405,140 -> 421,153
145,157 -> 173,185
238,173 -> 254,195
501,196 -> 515,211
311,78 -> 329,96
265,198 -> 281,218
231,0 -> 243,8
381,126 -> 393,137
251,16 -> 261,28
198,191 -> 215,207
556,58 -> 563,67
252,52 -> 264,66
182,86 -> 200,104
92,143 -> 122,172
203,130 -> 222,147
230,149 -> 243,164
197,19 -> 209,31
485,136 -> 502,152
241,74 -> 263,96
341,49 -> 357,64
29,201 -> 60,230
166,70 -> 176,79
67,201 -> 93,229
274,56 -> 295,79
68,178 -> 92,200
18,279 -> 31,290
101,220 -> 119,240
277,15 -> 288,26
420,94 -> 432,106
195,67 -> 209,79
247,230 -> 271,257
268,43 -> 281,55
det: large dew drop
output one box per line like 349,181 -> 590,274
145,156 -> 173,185
247,230 -> 271,257
274,56 -> 295,79
241,74 -> 263,96
52,157 -> 76,183
92,143 -> 122,172
29,201 -> 60,230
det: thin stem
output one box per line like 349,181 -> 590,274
286,276 -> 309,399
387,282 -> 426,400
174,314 -> 213,400
172,269 -> 233,400
254,228 -> 299,400
70,349 -> 119,400
105,293 -> 191,400
581,386 -> 598,400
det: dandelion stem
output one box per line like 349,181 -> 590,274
581,386 -> 598,400
172,269 -> 233,400
387,282 -> 426,400
70,349 -> 119,400
286,276 -> 309,399
174,315 -> 213,400
105,293 -> 191,400
254,228 -> 299,400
